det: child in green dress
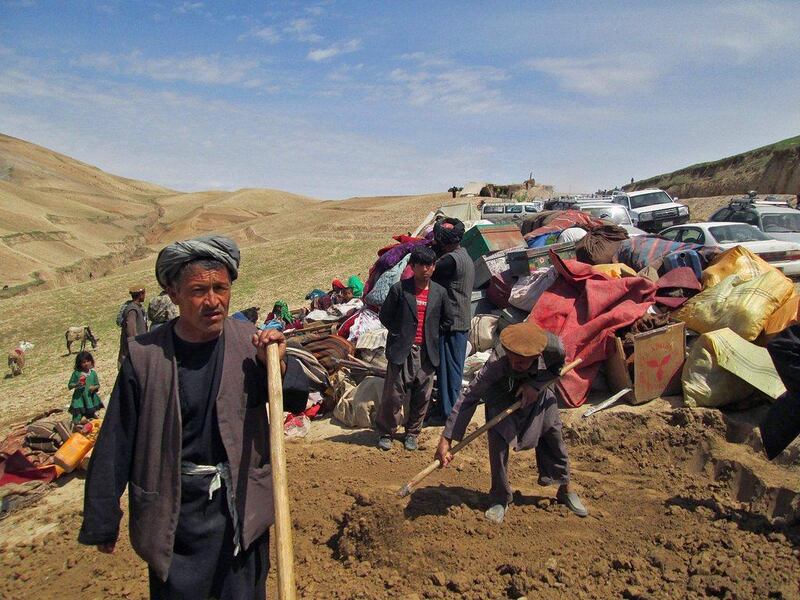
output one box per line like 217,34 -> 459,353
68,351 -> 104,424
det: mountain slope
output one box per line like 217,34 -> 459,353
0,134 -> 319,294
626,135 -> 800,198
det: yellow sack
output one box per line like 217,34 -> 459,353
592,263 -> 637,278
682,328 -> 785,408
760,296 -> 800,343
701,245 -> 778,288
673,271 -> 794,341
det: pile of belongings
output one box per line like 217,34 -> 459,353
0,409 -> 102,515
302,207 -> 800,431
446,210 -> 797,412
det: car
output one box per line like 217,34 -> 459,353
541,197 -> 646,234
568,202 -> 647,236
480,201 -> 544,225
658,222 -> 800,277
611,188 -> 690,233
709,196 -> 800,243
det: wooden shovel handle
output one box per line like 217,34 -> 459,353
267,344 -> 296,600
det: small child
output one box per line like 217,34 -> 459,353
68,351 -> 104,424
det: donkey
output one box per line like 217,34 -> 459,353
65,325 -> 99,354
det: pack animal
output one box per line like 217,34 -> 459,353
65,326 -> 99,354
7,341 -> 34,377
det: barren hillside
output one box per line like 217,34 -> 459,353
626,135 -> 800,198
0,134 -> 322,296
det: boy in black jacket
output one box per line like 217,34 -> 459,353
376,246 -> 452,451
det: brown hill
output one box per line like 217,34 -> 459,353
626,135 -> 800,198
0,134 -> 320,296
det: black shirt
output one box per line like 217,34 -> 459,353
173,331 -> 227,465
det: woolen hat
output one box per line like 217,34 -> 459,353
499,322 -> 548,357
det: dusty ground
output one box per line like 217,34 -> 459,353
2,399 -> 798,600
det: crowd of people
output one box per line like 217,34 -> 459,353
64,216 -> 799,599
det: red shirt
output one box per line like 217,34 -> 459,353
414,286 -> 429,345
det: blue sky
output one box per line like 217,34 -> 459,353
2,1 -> 799,199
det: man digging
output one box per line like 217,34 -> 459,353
435,322 -> 588,523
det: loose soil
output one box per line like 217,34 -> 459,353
2,400 -> 798,599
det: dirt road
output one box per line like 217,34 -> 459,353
2,400 -> 798,599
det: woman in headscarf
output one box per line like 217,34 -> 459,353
263,300 -> 302,331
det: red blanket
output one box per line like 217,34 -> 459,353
531,252 -> 656,407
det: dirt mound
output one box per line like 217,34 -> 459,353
332,492 -> 407,564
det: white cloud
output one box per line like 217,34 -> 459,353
307,39 -> 361,62
526,56 -> 658,96
691,2 -> 800,61
74,51 -> 264,86
284,18 -> 323,43
174,1 -> 203,14
239,26 -> 281,44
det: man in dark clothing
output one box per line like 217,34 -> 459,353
118,286 -> 148,367
435,322 -> 587,524
762,323 -> 800,459
79,235 -> 309,600
432,217 -> 475,419
147,289 -> 179,330
376,245 -> 452,451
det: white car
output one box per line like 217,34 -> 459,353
572,203 -> 647,236
659,222 -> 800,277
612,188 -> 690,233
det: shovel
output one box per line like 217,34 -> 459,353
396,358 -> 582,498
267,344 -> 296,600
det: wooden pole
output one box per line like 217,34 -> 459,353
267,344 -> 296,600
396,358 -> 582,497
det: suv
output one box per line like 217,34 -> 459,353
611,188 -> 690,233
480,201 -> 544,225
709,196 -> 800,243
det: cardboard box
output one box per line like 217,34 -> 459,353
605,322 -> 685,405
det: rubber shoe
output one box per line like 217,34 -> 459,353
557,488 -> 588,517
403,435 -> 418,451
377,435 -> 392,451
484,504 -> 508,524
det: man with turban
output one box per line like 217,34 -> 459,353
118,285 -> 148,367
431,217 -> 475,420
79,235 -> 309,599
435,322 -> 587,524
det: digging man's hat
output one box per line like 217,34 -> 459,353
499,322 -> 548,357
155,235 -> 241,288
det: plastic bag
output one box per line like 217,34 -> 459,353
701,245 -> 778,288
284,414 -> 310,439
673,271 -> 794,341
682,328 -> 785,408
760,296 -> 800,343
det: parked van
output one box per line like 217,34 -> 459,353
480,201 -> 544,225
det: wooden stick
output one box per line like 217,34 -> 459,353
396,358 -> 582,498
267,344 -> 296,600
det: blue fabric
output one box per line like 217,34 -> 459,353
438,330 -> 469,417
258,319 -> 284,331
231,311 -> 250,322
526,231 -> 562,248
